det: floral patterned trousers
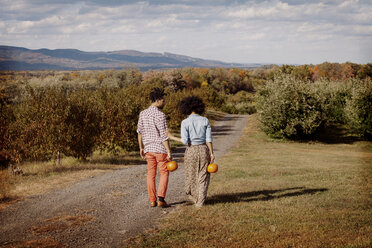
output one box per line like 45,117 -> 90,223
184,144 -> 210,207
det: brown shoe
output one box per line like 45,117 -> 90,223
157,201 -> 170,208
150,201 -> 157,207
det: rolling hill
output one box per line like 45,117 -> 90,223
0,45 -> 260,71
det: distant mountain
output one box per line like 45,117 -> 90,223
0,45 -> 261,71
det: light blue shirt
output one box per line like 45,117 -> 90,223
181,114 -> 213,145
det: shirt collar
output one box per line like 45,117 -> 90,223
149,105 -> 159,111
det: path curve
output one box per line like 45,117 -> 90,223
0,114 -> 248,248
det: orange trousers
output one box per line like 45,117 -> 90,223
145,152 -> 169,202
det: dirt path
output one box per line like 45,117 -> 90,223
0,114 -> 248,248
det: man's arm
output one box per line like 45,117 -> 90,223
156,113 -> 172,161
162,139 -> 172,161
167,130 -> 182,143
138,133 -> 145,159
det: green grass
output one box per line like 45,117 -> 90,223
125,114 -> 372,248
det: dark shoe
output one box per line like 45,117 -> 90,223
150,201 -> 157,207
157,201 -> 170,208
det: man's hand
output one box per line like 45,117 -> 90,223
167,152 -> 172,161
138,133 -> 145,159
140,148 -> 145,159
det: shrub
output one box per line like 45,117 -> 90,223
8,86 -> 59,162
345,78 -> 372,139
255,74 -> 327,138
97,85 -> 148,153
9,87 -> 102,161
0,87 -> 12,168
192,87 -> 225,110
315,79 -> 351,124
62,90 -> 102,160
222,91 -> 257,115
163,69 -> 187,92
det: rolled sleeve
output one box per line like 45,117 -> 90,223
181,121 -> 189,145
156,113 -> 168,142
205,119 -> 213,143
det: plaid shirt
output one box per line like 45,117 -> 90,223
137,105 -> 168,154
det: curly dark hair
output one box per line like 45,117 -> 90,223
179,96 -> 205,115
149,88 -> 165,102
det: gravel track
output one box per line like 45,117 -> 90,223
0,114 -> 248,248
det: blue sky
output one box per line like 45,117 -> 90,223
0,0 -> 371,64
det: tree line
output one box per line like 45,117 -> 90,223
1,62 -> 371,168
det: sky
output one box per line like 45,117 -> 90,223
0,0 -> 371,65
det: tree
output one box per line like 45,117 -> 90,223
0,87 -> 12,168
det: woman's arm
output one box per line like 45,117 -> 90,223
205,118 -> 214,163
206,142 -> 215,164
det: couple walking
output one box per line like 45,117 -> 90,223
137,88 -> 214,208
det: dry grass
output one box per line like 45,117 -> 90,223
0,151 -> 141,209
2,238 -> 64,248
0,170 -> 11,199
126,114 -> 372,248
31,214 -> 94,235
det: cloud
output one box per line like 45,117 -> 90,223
227,1 -> 294,19
0,0 -> 371,64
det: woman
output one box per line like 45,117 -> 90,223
169,96 -> 215,208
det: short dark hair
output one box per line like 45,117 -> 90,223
149,88 -> 165,102
179,96 -> 205,115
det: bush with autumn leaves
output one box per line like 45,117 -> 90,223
0,70 -> 228,167
0,63 -> 371,167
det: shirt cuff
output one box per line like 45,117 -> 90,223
181,137 -> 190,145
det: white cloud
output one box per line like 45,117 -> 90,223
242,33 -> 266,41
227,1 -> 294,19
146,14 -> 180,29
0,0 -> 371,64
7,21 -> 35,34
339,0 -> 359,8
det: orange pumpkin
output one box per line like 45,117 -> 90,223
166,161 -> 178,172
207,163 -> 218,173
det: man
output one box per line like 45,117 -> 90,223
137,88 -> 172,208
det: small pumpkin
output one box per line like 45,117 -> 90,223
207,163 -> 218,173
166,161 -> 178,172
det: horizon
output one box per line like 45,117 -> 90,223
3,44 -> 370,67
1,1 -> 371,65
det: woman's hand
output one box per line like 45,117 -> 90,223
206,142 -> 215,164
210,153 -> 215,164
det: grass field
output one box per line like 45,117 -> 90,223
126,114 -> 372,248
